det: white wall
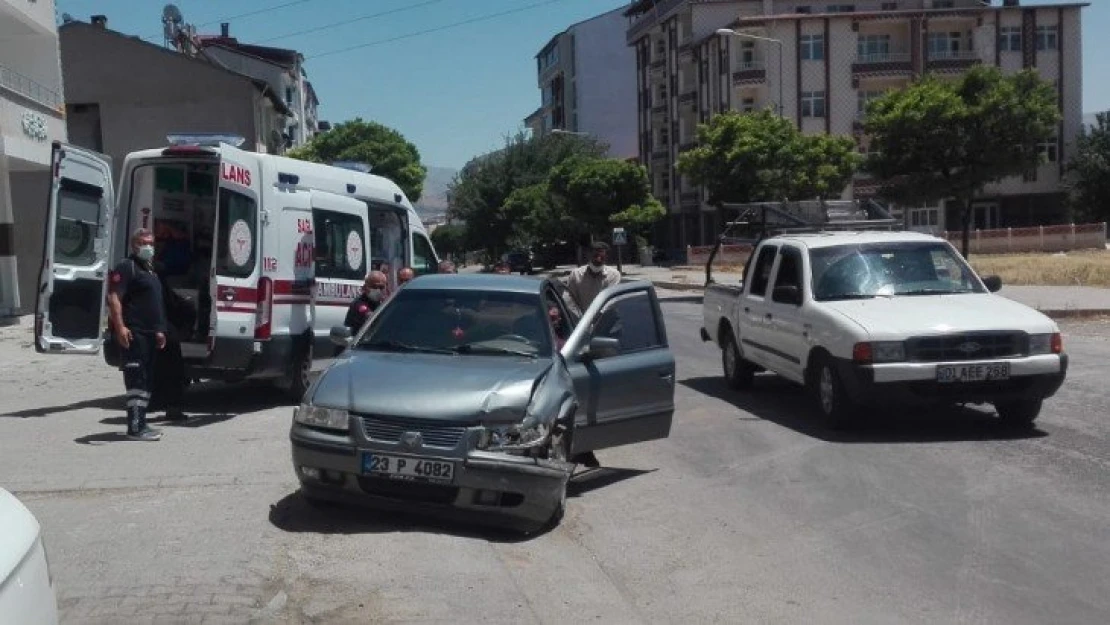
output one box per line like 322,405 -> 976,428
573,9 -> 638,159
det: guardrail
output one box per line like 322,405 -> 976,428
0,64 -> 61,109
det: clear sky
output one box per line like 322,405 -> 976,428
54,0 -> 1108,170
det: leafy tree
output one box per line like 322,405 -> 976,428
547,157 -> 666,240
676,109 -> 859,208
287,118 -> 427,202
448,131 -> 607,258
1067,111 -> 1110,222
430,223 -> 467,261
864,66 -> 1059,256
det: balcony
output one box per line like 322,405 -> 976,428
0,64 -> 61,111
680,191 -> 701,207
651,103 -> 668,117
926,49 -> 982,71
650,59 -> 667,74
679,141 -> 697,153
732,61 -> 767,85
852,51 -> 912,77
678,90 -> 698,108
651,150 -> 670,163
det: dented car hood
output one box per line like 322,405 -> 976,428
309,351 -> 562,423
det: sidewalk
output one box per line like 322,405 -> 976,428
539,264 -> 1110,320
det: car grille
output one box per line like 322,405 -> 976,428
359,415 -> 467,448
905,332 -> 1025,362
357,477 -> 459,505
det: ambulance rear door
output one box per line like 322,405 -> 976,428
34,142 -> 116,355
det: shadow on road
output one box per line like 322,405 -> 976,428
2,395 -> 128,419
681,375 -> 1048,444
74,431 -> 134,445
267,491 -> 538,543
568,467 -> 655,497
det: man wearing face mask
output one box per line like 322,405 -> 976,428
107,228 -> 168,441
564,241 -> 622,317
345,270 -> 388,335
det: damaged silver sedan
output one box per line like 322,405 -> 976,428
288,274 -> 676,534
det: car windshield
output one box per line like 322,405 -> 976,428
354,289 -> 552,357
810,242 -> 985,302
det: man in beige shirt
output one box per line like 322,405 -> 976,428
564,242 -> 622,316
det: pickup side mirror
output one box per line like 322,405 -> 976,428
982,275 -> 1003,293
771,284 -> 802,306
579,336 -> 621,361
329,326 -> 353,348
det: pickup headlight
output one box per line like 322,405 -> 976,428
476,416 -> 550,453
852,341 -> 906,363
1028,332 -> 1063,355
294,403 -> 350,431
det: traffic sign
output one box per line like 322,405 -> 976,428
612,227 -> 627,246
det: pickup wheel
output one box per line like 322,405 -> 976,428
810,356 -> 858,430
722,332 -> 755,390
995,399 -> 1042,428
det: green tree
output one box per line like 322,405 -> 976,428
864,66 -> 1059,256
288,118 -> 428,202
1067,111 -> 1110,222
430,223 -> 467,261
448,131 -> 607,258
676,109 -> 859,208
547,157 -> 666,241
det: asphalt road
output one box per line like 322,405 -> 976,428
1,297 -> 1108,624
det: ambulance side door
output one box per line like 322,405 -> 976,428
310,192 -> 370,355
34,142 -> 116,355
272,187 -> 315,348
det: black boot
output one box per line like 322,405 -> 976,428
126,406 -> 162,441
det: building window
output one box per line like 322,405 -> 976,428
1036,25 -> 1059,51
1037,137 -> 1059,163
826,4 -> 855,13
660,127 -> 669,146
796,6 -> 811,14
739,41 -> 756,66
801,91 -> 826,117
881,2 -> 897,9
928,31 -> 968,59
999,26 -> 1022,52
655,39 -> 666,55
857,90 -> 885,118
800,34 -> 825,61
909,207 -> 940,227
932,1 -> 954,8
741,97 -> 756,113
857,34 -> 891,61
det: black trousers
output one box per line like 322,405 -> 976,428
151,339 -> 185,410
122,332 -> 156,434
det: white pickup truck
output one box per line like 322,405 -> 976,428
700,230 -> 1068,428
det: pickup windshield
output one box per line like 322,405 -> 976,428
354,289 -> 552,357
810,242 -> 986,302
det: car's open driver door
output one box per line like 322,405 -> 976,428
34,142 -> 116,355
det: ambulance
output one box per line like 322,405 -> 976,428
33,135 -> 441,400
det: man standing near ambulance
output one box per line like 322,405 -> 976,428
107,228 -> 168,442
345,270 -> 388,334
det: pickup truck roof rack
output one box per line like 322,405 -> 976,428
704,200 -> 902,286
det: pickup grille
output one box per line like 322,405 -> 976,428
359,415 -> 467,448
905,332 -> 1025,362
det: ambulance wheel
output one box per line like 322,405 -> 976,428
285,340 -> 313,402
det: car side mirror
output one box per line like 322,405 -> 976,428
772,285 -> 802,306
579,336 -> 620,361
329,326 -> 353,348
982,275 -> 1002,293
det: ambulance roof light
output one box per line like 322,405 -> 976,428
330,161 -> 372,173
166,133 -> 246,148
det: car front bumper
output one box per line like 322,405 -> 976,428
834,353 -> 1069,406
289,423 -> 572,532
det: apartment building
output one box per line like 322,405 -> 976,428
199,24 -> 320,150
625,0 -> 1086,253
526,6 -> 638,159
0,0 -> 67,319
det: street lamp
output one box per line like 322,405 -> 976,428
716,28 -> 784,117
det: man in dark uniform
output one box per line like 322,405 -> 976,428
345,270 -> 387,334
107,228 -> 168,441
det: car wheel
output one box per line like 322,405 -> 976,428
285,339 -> 313,402
721,331 -> 754,390
995,399 -> 1042,428
811,356 -> 857,430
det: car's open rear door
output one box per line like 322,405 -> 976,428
34,142 -> 116,355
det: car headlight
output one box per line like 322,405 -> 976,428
853,341 -> 905,363
294,403 -> 350,431
1028,332 -> 1063,355
476,416 -> 550,453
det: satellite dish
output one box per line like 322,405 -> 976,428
162,4 -> 183,25
61,12 -> 74,23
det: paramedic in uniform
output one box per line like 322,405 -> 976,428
107,228 -> 168,441
345,270 -> 388,334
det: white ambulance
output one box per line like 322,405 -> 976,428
34,135 -> 441,400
